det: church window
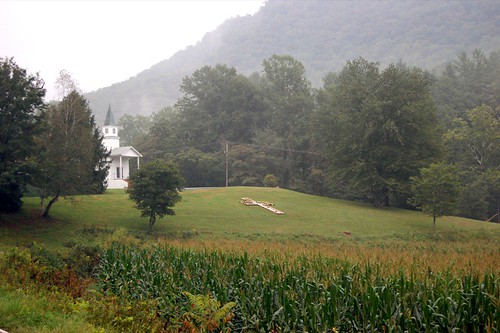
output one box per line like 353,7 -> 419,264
105,128 -> 109,134
113,128 -> 116,134
116,167 -> 120,179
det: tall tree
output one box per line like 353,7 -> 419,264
138,106 -> 181,162
0,58 -> 45,212
316,59 -> 441,206
117,113 -> 153,147
443,105 -> 500,220
35,89 -> 108,217
89,123 -> 110,194
176,64 -> 266,149
127,160 -> 184,233
443,105 -> 499,171
261,55 -> 313,188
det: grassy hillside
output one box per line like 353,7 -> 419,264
1,187 -> 498,249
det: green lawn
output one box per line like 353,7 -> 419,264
1,186 -> 498,249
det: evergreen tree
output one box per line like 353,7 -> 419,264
432,50 -> 500,127
35,90 -> 108,217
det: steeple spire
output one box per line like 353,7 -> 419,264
104,104 -> 116,126
102,104 -> 120,151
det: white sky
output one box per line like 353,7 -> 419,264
0,0 -> 264,100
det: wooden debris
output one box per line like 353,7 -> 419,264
240,197 -> 285,215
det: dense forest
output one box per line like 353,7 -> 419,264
118,50 -> 499,221
85,0 -> 500,123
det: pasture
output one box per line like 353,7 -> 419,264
1,187 -> 498,248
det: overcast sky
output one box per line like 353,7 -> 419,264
0,0 -> 264,100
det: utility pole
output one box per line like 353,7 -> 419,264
225,141 -> 229,187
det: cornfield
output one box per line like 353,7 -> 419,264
96,244 -> 499,332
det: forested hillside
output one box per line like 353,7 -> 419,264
86,0 -> 500,123
117,49 -> 499,221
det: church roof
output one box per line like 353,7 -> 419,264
103,105 -> 116,126
110,146 -> 143,158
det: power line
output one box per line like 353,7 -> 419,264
149,139 -> 322,157
226,140 -> 322,156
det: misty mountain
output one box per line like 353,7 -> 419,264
86,0 -> 500,124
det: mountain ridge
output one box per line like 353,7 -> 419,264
86,0 -> 500,124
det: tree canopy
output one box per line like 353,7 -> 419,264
35,89 -> 109,217
0,57 -> 45,212
119,50 -> 497,221
127,160 -> 184,233
316,59 -> 441,206
410,163 -> 461,233
176,64 -> 266,148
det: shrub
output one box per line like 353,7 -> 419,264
263,174 -> 279,187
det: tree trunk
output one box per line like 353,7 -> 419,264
42,194 -> 59,218
433,215 -> 436,234
149,210 -> 156,233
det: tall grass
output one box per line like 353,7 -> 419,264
96,244 -> 499,332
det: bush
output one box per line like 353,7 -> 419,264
263,174 -> 279,187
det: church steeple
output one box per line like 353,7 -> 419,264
102,104 -> 120,151
104,104 -> 116,126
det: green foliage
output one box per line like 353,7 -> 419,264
174,148 -> 224,187
0,286 -> 99,333
410,163 -> 461,232
89,121 -> 110,194
317,59 -> 441,206
127,160 -> 184,232
117,113 -> 153,147
176,64 -> 266,147
441,105 -> 499,220
457,168 -> 500,221
0,243 -> 97,300
181,292 -> 235,332
262,55 -> 314,188
263,173 -> 279,187
0,57 -> 45,212
433,50 -> 500,126
444,105 -> 499,170
84,294 -> 165,332
0,171 -> 24,212
228,144 -> 271,187
34,90 -> 109,217
137,106 -> 182,162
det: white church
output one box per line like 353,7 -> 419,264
102,106 -> 142,189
